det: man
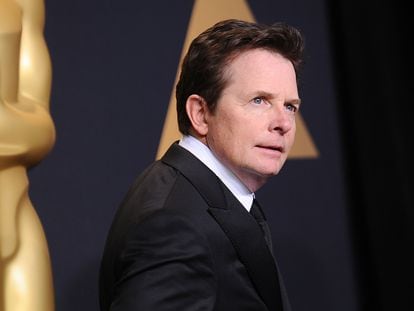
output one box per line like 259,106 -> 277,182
99,19 -> 304,311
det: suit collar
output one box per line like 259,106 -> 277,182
161,143 -> 285,310
179,135 -> 254,210
161,142 -> 226,209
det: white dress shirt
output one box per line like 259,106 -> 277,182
179,135 -> 254,212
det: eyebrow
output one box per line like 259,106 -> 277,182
288,98 -> 302,106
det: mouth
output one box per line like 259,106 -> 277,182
256,145 -> 284,153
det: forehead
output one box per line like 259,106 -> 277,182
223,49 -> 298,96
226,49 -> 294,79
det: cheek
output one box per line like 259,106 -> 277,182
209,124 -> 246,163
207,110 -> 255,158
210,113 -> 239,144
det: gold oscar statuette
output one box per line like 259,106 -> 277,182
0,0 -> 55,310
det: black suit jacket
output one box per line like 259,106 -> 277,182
99,143 -> 291,311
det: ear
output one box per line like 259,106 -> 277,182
185,94 -> 209,137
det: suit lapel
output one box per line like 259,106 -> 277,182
162,143 -> 284,310
208,190 -> 284,311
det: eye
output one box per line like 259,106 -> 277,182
252,97 -> 266,105
285,103 -> 298,113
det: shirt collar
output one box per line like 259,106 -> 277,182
179,135 -> 254,211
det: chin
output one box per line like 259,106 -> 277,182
266,169 -> 281,177
260,164 -> 283,176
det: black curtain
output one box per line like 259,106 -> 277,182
327,1 -> 413,310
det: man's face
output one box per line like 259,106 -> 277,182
205,49 -> 300,192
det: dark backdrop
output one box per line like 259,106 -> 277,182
328,1 -> 414,310
26,0 -> 413,310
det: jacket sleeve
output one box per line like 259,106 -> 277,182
109,210 -> 217,311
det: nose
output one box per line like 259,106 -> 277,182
269,105 -> 294,135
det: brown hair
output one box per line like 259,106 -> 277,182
176,19 -> 305,135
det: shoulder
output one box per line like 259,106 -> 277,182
120,158 -> 204,219
106,157 -> 209,247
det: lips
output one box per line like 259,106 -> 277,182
256,145 -> 284,153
